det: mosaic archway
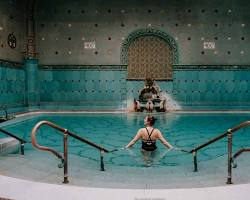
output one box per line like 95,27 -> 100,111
121,29 -> 178,80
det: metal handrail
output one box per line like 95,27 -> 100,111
0,107 -> 15,121
31,120 -> 109,183
233,148 -> 250,159
191,121 -> 250,154
0,107 -> 8,119
0,128 -> 27,155
189,121 -> 250,184
190,132 -> 228,153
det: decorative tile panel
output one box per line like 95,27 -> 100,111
127,36 -> 173,80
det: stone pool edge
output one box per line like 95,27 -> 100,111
0,175 -> 249,200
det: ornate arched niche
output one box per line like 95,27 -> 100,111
121,29 -> 178,80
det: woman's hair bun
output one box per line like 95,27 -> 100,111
147,115 -> 157,125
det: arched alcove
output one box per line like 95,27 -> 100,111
120,29 -> 178,80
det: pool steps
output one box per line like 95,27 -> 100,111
0,137 -> 19,156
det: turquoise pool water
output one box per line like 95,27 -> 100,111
1,112 -> 250,188
1,113 -> 250,167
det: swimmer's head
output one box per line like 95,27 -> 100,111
144,115 -> 157,126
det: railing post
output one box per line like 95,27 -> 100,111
227,130 -> 233,184
100,150 -> 105,171
20,142 -> 25,155
193,151 -> 198,172
63,130 -> 69,184
4,109 -> 8,119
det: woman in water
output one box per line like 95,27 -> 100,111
126,115 -> 173,151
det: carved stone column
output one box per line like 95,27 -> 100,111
26,0 -> 37,59
25,0 -> 39,107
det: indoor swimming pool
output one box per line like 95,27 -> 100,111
1,112 -> 250,189
1,0 -> 250,198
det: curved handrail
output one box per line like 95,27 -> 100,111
31,121 -> 67,159
31,120 -> 109,157
31,120 -> 110,183
191,121 -> 250,153
233,148 -> 250,159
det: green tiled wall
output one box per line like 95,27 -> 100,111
0,62 -> 250,110
25,59 -> 39,106
127,67 -> 250,109
37,65 -> 250,110
0,62 -> 26,109
39,67 -> 127,109
173,69 -> 250,108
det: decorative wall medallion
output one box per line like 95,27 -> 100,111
7,32 -> 16,49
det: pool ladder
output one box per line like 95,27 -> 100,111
189,120 -> 250,184
31,120 -> 109,184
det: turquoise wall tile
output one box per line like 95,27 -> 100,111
0,64 -> 26,108
38,67 -> 126,106
171,69 -> 250,105
1,61 -> 250,110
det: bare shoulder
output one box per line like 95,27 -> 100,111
154,128 -> 160,132
137,128 -> 145,134
154,128 -> 162,135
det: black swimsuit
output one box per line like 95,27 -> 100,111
141,127 -> 157,151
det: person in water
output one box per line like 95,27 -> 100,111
126,115 -> 173,151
